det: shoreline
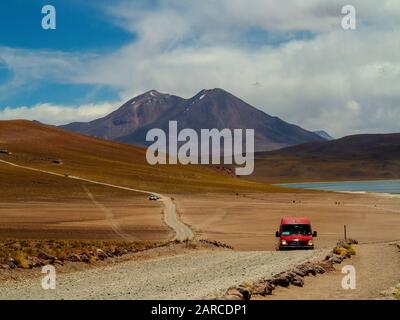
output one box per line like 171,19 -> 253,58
274,179 -> 400,196
339,191 -> 400,198
275,178 -> 400,185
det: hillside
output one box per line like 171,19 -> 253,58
0,120 -> 277,193
60,89 -> 325,151
249,133 -> 400,183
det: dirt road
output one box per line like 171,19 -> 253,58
0,249 -> 325,300
0,159 -> 193,242
263,242 -> 400,300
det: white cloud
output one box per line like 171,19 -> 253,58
0,1 -> 399,137
0,102 -> 119,125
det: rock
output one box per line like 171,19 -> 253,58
106,251 -> 115,257
54,259 -> 64,266
237,286 -> 252,300
96,249 -> 107,260
264,282 -> 275,295
27,256 -> 44,268
252,283 -> 268,296
314,265 -> 326,274
292,267 -> 307,277
7,258 -> 16,269
324,253 -> 334,261
222,294 -> 242,300
226,288 -> 243,300
329,255 -> 344,264
319,261 -> 335,272
347,238 -> 358,245
67,254 -> 81,262
298,264 -> 316,276
272,274 -> 290,287
80,254 -> 91,263
337,240 -> 350,249
291,276 -> 304,287
38,252 -> 56,261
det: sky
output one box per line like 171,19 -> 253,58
0,0 -> 399,137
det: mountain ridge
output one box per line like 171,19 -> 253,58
60,88 -> 326,151
250,133 -> 400,183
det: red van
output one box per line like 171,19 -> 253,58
275,217 -> 317,250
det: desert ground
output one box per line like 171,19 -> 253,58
3,159 -> 399,248
0,161 -> 171,241
1,162 -> 400,299
175,192 -> 400,251
0,121 -> 399,300
260,242 -> 400,300
0,244 -> 327,300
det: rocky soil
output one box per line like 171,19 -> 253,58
0,247 -> 326,300
221,239 -> 358,300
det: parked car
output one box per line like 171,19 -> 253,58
275,217 -> 317,250
148,194 -> 160,201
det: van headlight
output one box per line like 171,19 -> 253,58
307,240 -> 313,246
281,240 -> 287,245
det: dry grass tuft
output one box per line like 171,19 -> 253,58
0,239 -> 166,269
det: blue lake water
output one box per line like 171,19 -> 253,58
277,180 -> 400,194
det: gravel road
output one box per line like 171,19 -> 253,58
0,249 -> 325,300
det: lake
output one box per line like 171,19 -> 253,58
276,180 -> 400,194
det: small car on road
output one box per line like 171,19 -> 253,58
275,217 -> 317,250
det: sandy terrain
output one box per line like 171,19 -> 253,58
0,247 -> 326,300
261,242 -> 400,300
0,159 -> 194,241
175,192 -> 400,251
0,159 -> 172,241
0,198 -> 171,241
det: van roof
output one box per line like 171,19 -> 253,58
281,217 -> 311,225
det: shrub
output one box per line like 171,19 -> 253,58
393,288 -> 400,300
0,239 -> 166,269
333,247 -> 348,256
347,246 -> 356,256
14,251 -> 30,269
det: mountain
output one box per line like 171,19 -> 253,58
0,120 -> 275,193
60,90 -> 185,141
249,133 -> 400,183
60,89 -> 326,151
313,130 -> 334,141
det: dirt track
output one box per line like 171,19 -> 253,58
0,159 -> 193,242
263,242 -> 400,300
0,248 -> 325,300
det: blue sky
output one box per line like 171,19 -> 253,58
0,1 -> 399,136
0,0 -> 133,106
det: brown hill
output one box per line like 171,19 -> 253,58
0,120 -> 275,193
249,133 -> 400,183
60,89 -> 325,151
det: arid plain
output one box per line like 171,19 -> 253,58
175,192 -> 400,250
1,120 -> 399,300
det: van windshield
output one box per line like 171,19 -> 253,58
281,224 -> 312,236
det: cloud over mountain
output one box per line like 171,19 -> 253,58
0,1 -> 399,137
